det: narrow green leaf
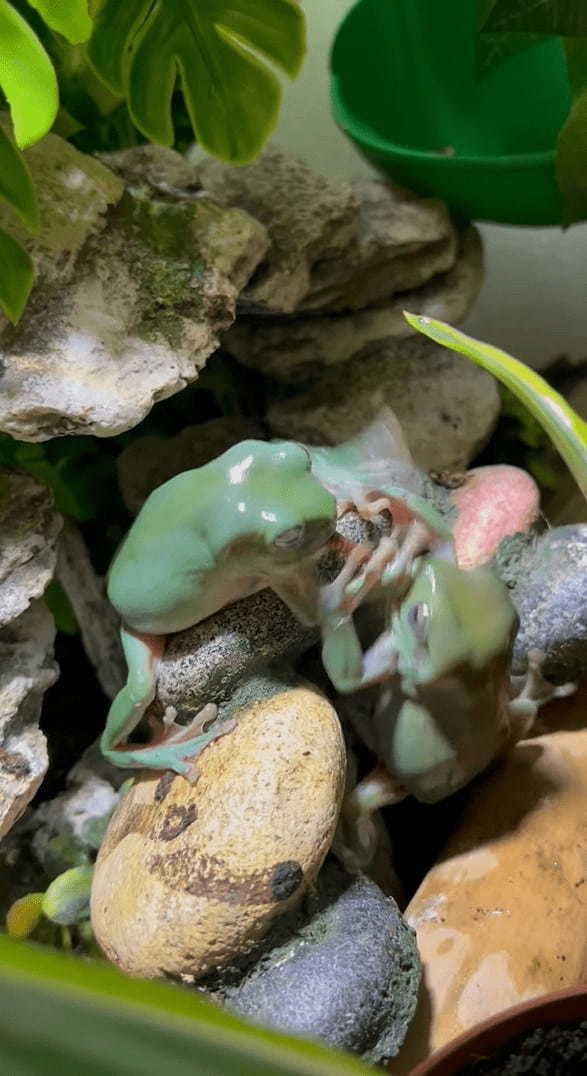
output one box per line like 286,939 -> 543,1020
0,226 -> 34,322
404,312 -> 587,499
0,123 -> 39,230
0,1 -> 58,145
88,0 -> 306,164
0,936 -> 372,1076
26,0 -> 93,44
483,0 -> 587,36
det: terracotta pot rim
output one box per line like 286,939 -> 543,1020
408,983 -> 587,1076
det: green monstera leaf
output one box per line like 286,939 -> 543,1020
26,0 -> 93,44
87,0 -> 306,163
0,2 -> 58,147
404,313 -> 587,499
0,936 -> 371,1076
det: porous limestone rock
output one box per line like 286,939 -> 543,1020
267,337 -> 500,473
0,143 -> 268,441
0,601 -> 57,838
196,146 -> 458,315
0,121 -> 123,288
0,470 -> 62,627
224,227 -> 483,380
91,680 -> 346,980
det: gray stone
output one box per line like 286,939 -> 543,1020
0,601 -> 57,838
267,337 -> 500,473
224,861 -> 421,1064
0,146 -> 268,441
0,471 -> 62,628
195,145 -> 359,315
117,417 -> 264,515
157,512 -> 390,718
225,226 -> 482,380
511,524 -> 587,683
297,177 -> 456,314
196,148 -> 461,317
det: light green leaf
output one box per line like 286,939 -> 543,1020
482,0 -> 587,35
27,0 -> 93,44
0,123 -> 39,230
404,312 -> 587,499
0,1 -> 58,145
88,0 -> 306,163
0,936 -> 372,1076
0,226 -> 34,322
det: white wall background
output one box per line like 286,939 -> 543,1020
273,2 -> 587,371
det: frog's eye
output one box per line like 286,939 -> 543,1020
406,602 -> 430,643
274,523 -> 306,549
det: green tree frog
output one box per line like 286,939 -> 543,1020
321,553 -> 575,866
104,439 -> 336,777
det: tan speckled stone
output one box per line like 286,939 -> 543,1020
91,684 -> 345,980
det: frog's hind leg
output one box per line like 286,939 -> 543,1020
101,627 -> 224,779
508,648 -> 576,741
336,762 -> 407,871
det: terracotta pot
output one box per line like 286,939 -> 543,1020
407,984 -> 587,1075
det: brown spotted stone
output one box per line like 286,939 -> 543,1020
91,683 -> 345,979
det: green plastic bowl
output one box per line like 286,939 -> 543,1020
330,0 -> 572,225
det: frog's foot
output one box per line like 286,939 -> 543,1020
341,536 -> 402,614
508,649 -> 576,741
380,519 -> 435,596
335,763 -> 407,871
148,703 -> 236,782
318,543 -> 373,623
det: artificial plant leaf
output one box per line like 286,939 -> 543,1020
0,226 -> 34,322
88,0 -> 306,163
26,0 -> 93,44
0,1 -> 58,145
404,313 -> 587,499
476,29 -> 544,76
0,122 -> 39,229
0,936 -> 372,1076
557,37 -> 587,224
482,0 -> 587,35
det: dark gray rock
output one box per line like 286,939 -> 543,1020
510,524 -> 587,683
223,861 -> 420,1064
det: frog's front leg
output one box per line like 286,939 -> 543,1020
507,649 -> 576,742
101,626 -> 223,779
319,542 -> 400,693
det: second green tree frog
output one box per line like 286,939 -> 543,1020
322,554 -> 574,866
